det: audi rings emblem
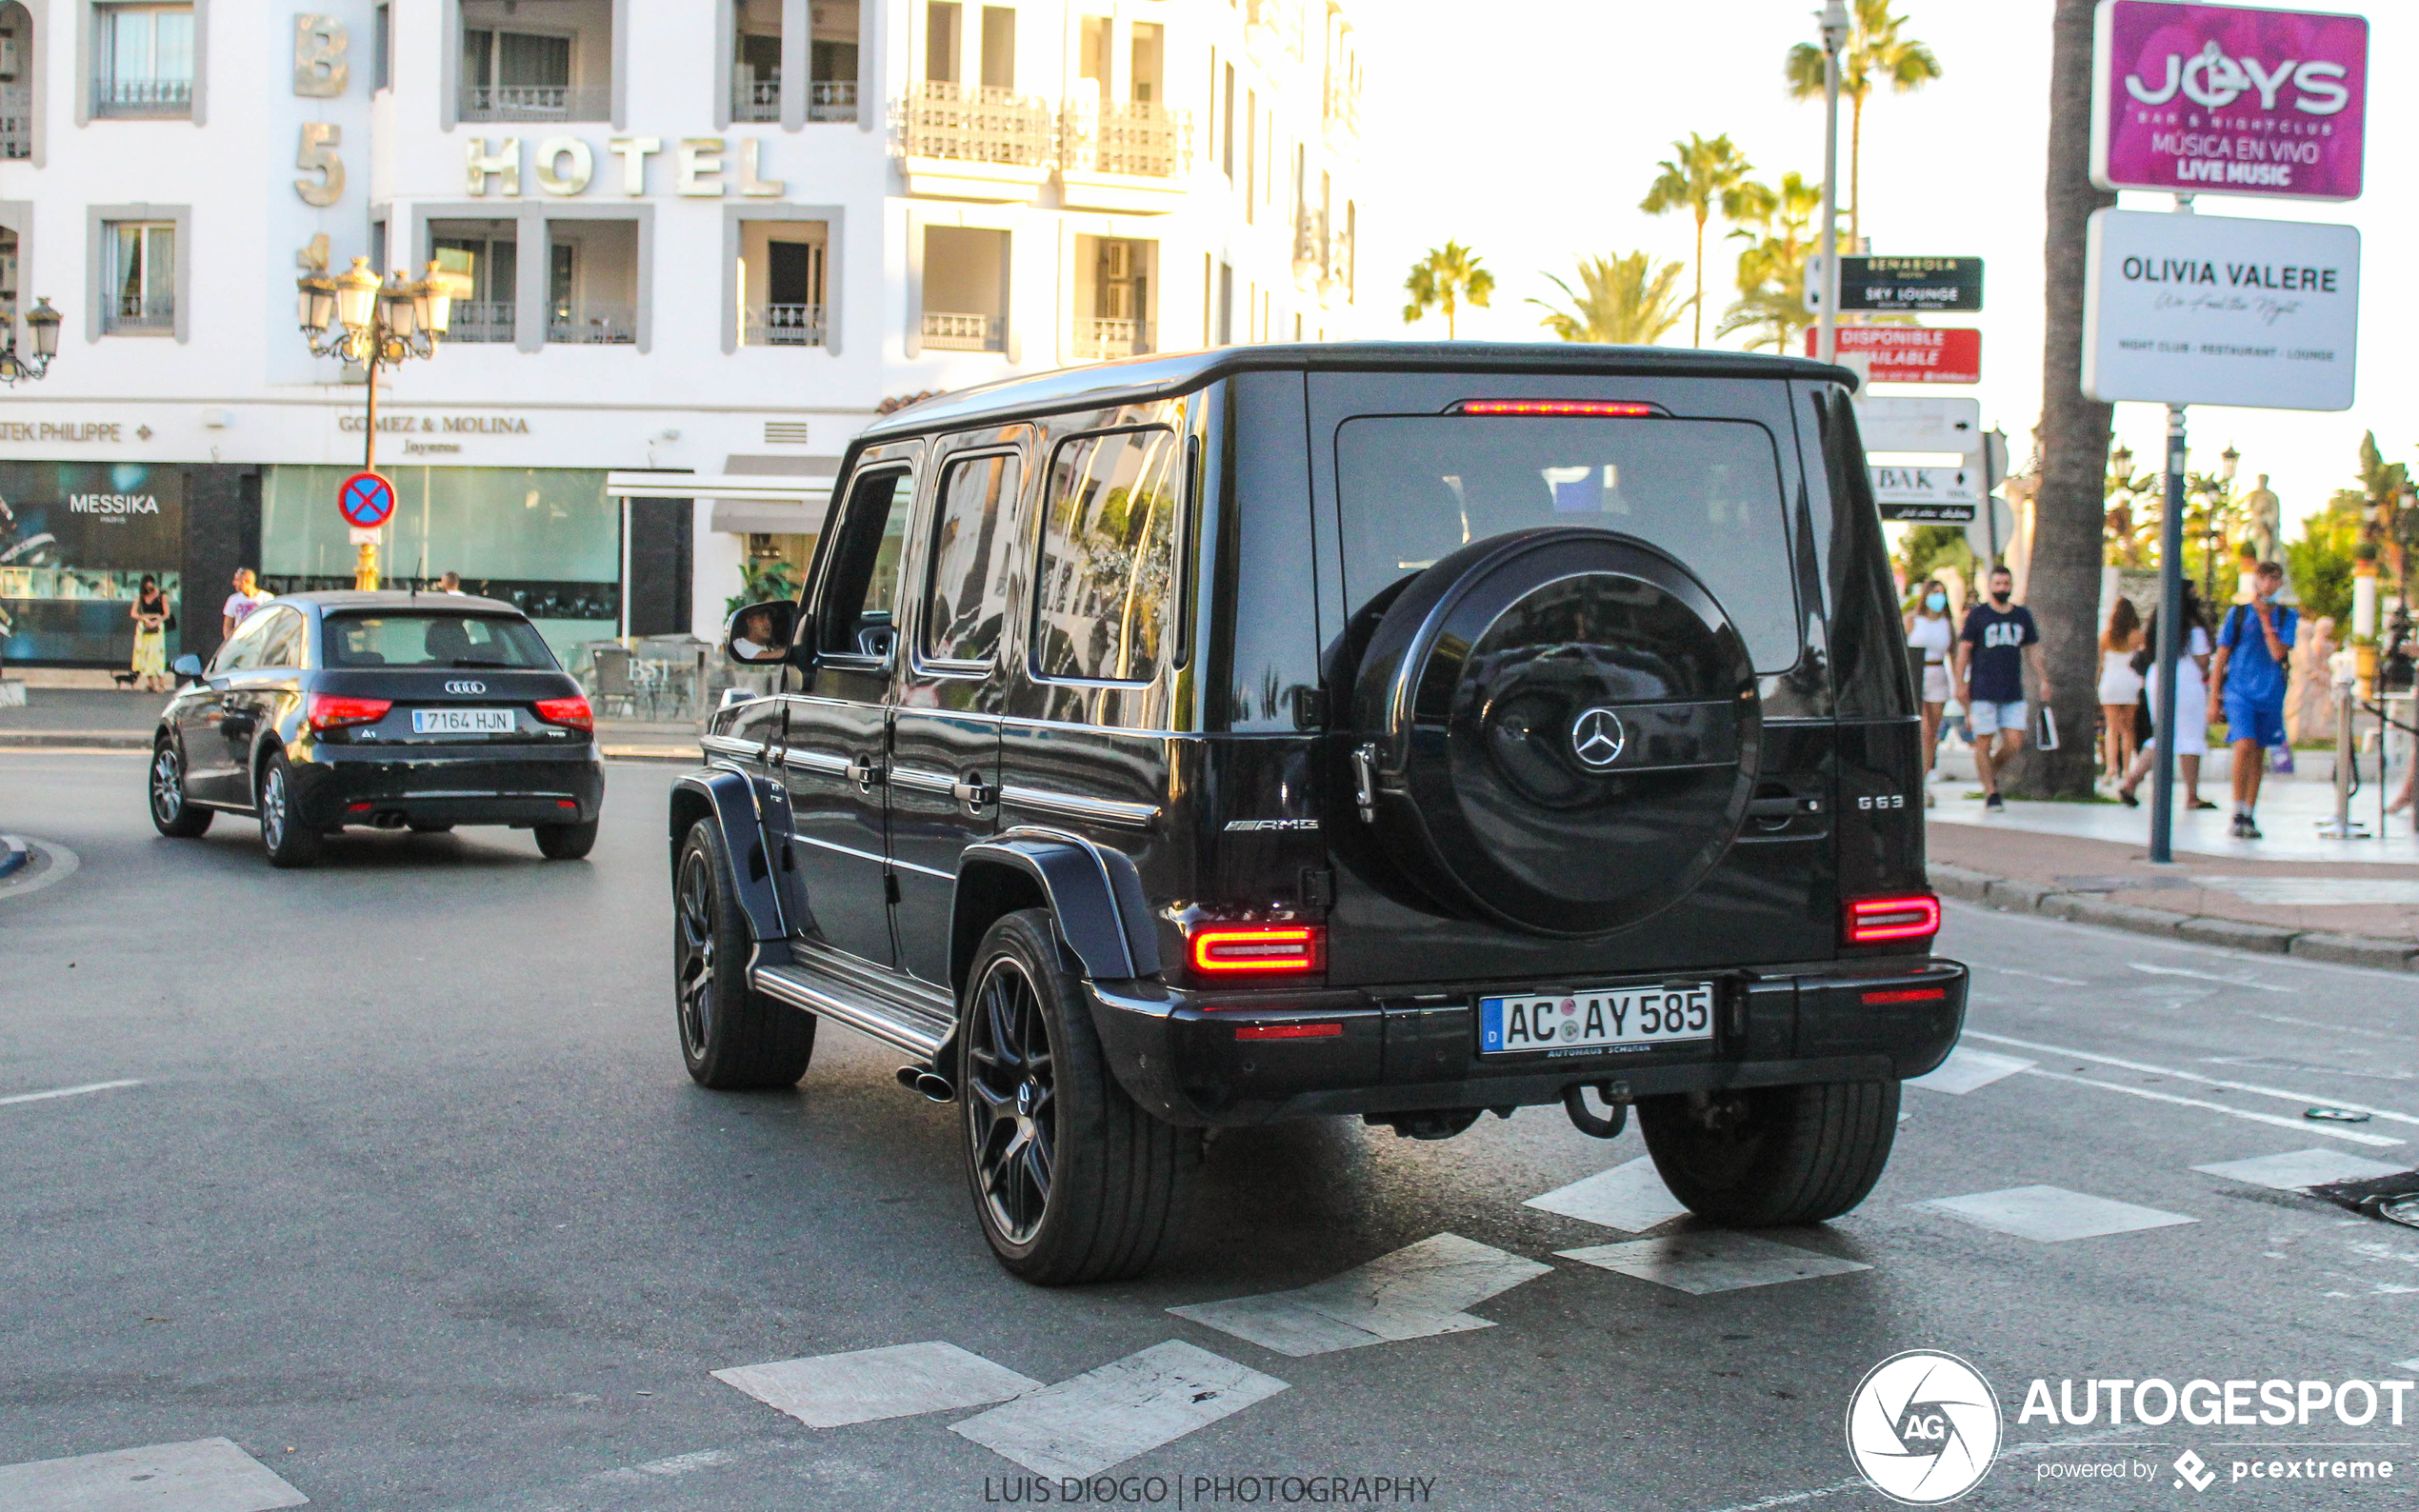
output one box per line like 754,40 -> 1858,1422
1569,706 -> 1627,769
445,680 -> 487,695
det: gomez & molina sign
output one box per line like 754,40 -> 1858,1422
336,413 -> 532,434
2091,1 -> 2367,202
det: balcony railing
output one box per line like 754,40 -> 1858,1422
447,300 -> 516,344
1324,76 -> 1360,138
1063,101 -> 1190,179
460,84 -> 611,123
733,70 -> 780,124
899,81 -> 1053,168
1072,318 -> 1149,360
547,303 -> 637,345
809,79 -> 857,123
0,85 -> 29,158
921,310 -> 1003,352
744,304 -> 828,347
104,295 -> 175,335
92,75 -> 192,117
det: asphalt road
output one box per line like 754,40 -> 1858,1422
4,749 -> 2416,1511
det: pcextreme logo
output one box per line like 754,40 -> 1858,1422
1846,1351 -> 2004,1504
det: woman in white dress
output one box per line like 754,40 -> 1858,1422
2095,597 -> 2145,785
1904,583 -> 1956,803
2117,588 -> 2216,810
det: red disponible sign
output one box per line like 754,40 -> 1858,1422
1805,327 -> 1982,384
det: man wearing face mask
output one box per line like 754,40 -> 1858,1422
1904,578 -> 1957,805
1956,564 -> 2053,813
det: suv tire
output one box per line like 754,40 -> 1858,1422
149,739 -> 212,838
1637,1080 -> 1900,1226
535,820 -> 599,860
959,908 -> 1197,1284
674,820 -> 815,1088
258,752 -> 322,867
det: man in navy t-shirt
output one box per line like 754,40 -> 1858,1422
2209,560 -> 2296,840
1955,565 -> 2053,812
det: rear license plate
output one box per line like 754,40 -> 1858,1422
411,707 -> 516,735
1479,983 -> 1715,1055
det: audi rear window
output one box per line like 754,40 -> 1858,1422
1334,415 -> 1800,672
322,613 -> 556,669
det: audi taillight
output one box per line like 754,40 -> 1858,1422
534,694 -> 593,731
1844,894 -> 1942,946
1189,924 -> 1327,976
307,693 -> 391,731
1457,399 -> 1657,417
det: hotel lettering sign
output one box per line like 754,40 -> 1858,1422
466,136 -> 787,198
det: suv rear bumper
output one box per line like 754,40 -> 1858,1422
1085,957 -> 1966,1127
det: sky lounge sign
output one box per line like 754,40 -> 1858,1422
2089,1 -> 2367,202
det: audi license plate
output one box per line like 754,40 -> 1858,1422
1479,983 -> 1715,1055
411,707 -> 516,735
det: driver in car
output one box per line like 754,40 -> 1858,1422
731,604 -> 788,662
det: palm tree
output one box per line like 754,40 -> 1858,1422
1400,243 -> 1495,339
1640,134 -> 1769,348
1527,252 -> 1693,346
1785,0 -> 1942,247
1716,169 -> 1825,353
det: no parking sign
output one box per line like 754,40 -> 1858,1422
339,470 -> 396,530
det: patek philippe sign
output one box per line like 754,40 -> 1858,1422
2081,209 -> 2359,410
2090,1 -> 2368,202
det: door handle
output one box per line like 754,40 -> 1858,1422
846,754 -> 884,790
951,771 -> 996,809
1746,795 -> 1823,820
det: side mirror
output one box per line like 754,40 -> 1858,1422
724,600 -> 802,668
171,654 -> 205,685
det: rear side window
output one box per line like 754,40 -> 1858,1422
1334,415 -> 1800,672
1033,427 -> 1182,685
323,614 -> 555,668
923,451 -> 1023,666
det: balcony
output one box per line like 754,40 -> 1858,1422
809,79 -> 856,123
1072,318 -> 1149,361
92,75 -> 191,118
745,304 -> 827,348
921,311 -> 1002,353
105,294 -> 174,336
460,84 -> 610,123
547,303 -> 635,345
733,70 -> 780,124
0,85 -> 27,158
897,81 -> 1053,202
447,300 -> 516,345
1324,76 -> 1359,142
1060,102 -> 1191,214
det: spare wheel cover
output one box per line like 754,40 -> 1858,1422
1349,527 -> 1761,937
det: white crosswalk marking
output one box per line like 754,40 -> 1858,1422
949,1341 -> 1287,1479
1523,1158 -> 1690,1232
1920,1185 -> 2196,1243
0,1437 -> 308,1512
2193,1149 -> 2407,1191
1907,1047 -> 2035,1094
1556,1231 -> 1872,1295
1168,1232 -> 1550,1357
713,1341 -> 1041,1428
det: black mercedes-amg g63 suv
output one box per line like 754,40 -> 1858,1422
669,344 -> 1963,1283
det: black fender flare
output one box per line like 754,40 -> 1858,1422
954,828 -> 1160,985
668,766 -> 797,943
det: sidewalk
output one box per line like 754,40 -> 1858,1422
0,686 -> 701,762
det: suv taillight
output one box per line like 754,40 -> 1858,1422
1189,924 -> 1327,976
1844,894 -> 1941,946
534,694 -> 593,731
307,693 -> 391,731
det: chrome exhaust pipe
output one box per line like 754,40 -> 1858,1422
894,1065 -> 956,1103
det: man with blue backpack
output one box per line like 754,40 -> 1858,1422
2209,561 -> 2296,841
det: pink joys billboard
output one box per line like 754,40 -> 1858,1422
2090,1 -> 2367,202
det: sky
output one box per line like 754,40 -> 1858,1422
1345,1 -> 2412,533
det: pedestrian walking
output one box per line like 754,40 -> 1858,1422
1905,580 -> 1955,806
1954,564 -> 2052,813
221,567 -> 270,640
2209,561 -> 2296,840
2096,597 -> 2145,786
129,575 -> 170,691
2117,583 -> 2216,811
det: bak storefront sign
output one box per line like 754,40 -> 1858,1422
2082,208 -> 2358,410
2090,1 -> 2367,201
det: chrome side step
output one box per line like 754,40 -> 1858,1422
751,946 -> 956,1060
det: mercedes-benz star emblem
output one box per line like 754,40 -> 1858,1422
1569,706 -> 1627,769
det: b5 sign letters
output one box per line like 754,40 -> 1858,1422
2081,209 -> 2358,411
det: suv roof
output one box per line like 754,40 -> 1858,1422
861,342 -> 1858,441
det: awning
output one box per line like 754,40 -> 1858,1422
605,472 -> 834,536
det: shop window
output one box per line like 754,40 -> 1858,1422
102,219 -> 174,334
459,0 -> 608,123
93,2 -> 192,118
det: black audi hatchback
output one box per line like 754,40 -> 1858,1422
671,343 -> 1964,1283
150,590 -> 605,866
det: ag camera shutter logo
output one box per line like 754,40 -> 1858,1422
1846,1350 -> 2003,1504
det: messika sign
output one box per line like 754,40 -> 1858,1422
464,136 -> 788,198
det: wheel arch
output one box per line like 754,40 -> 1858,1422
669,766 -> 790,942
953,830 -> 1160,992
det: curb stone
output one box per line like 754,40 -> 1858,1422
1928,860 -> 2418,973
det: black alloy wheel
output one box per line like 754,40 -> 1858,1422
674,842 -> 720,1065
258,753 -> 321,867
964,952 -> 1056,1246
149,739 -> 211,838
672,820 -> 813,1089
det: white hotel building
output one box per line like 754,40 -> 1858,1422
0,0 -> 1364,669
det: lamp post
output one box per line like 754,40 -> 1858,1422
297,254 -> 452,587
0,297 -> 63,384
1814,0 -> 1849,368
2202,442 -> 2238,606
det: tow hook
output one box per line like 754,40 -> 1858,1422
893,1064 -> 956,1103
1563,1083 -> 1629,1139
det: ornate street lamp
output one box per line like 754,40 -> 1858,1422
297,254 -> 452,587
0,297 -> 63,384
